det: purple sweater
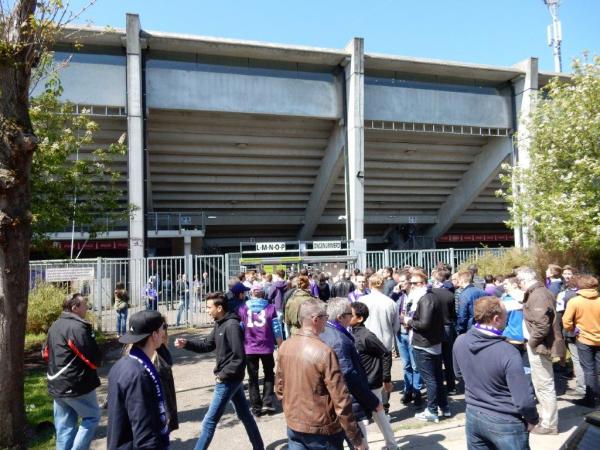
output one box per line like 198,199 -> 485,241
238,299 -> 282,354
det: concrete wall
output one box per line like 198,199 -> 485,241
34,52 -> 127,107
365,81 -> 512,128
146,59 -> 342,119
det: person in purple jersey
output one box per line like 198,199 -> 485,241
348,274 -> 369,303
238,283 -> 283,416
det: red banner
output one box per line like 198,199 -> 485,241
437,233 -> 514,243
57,240 -> 129,251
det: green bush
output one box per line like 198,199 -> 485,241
459,247 -> 534,277
27,283 -> 67,334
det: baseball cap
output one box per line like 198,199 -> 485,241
119,310 -> 164,344
231,281 -> 250,296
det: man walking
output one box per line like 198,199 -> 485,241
44,293 -> 102,450
276,299 -> 366,450
175,292 -> 264,450
107,311 -> 170,449
517,266 -> 565,435
453,296 -> 539,449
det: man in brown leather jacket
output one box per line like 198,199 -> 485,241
517,267 -> 566,436
275,299 -> 366,450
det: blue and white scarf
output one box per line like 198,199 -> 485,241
129,346 -> 170,447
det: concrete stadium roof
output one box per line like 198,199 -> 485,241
60,24 -> 560,84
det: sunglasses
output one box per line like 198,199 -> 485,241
314,314 -> 329,320
161,323 -> 168,330
410,281 -> 424,285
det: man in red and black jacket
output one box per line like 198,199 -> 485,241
44,293 -> 102,449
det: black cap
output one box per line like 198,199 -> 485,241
231,282 -> 250,296
119,310 -> 164,344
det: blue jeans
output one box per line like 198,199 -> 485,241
397,332 -> 422,393
53,389 -> 101,450
466,407 -> 530,450
195,380 -> 264,450
413,347 -> 448,415
287,427 -> 344,450
576,340 -> 600,397
176,296 -> 189,326
116,310 -> 128,336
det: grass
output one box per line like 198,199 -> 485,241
24,369 -> 55,449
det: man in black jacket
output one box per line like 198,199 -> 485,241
107,311 -> 170,449
331,270 -> 355,298
433,286 -> 458,395
350,301 -> 398,450
175,292 -> 264,450
402,271 -> 449,423
45,293 -> 102,450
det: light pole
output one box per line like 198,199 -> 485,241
543,0 -> 563,72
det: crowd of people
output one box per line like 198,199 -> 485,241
43,261 -> 600,449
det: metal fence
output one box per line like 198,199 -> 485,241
365,247 -> 511,274
29,248 -> 510,332
30,254 -> 229,332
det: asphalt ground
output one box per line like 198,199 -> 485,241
90,329 -> 592,449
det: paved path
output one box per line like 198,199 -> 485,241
91,329 -> 589,449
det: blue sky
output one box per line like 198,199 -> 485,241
71,0 -> 600,73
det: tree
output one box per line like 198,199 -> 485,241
0,2 -> 97,446
499,56 -> 600,255
30,74 -> 127,248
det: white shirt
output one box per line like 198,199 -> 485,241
360,289 -> 401,351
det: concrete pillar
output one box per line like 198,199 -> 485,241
512,58 -> 538,249
344,38 -> 366,268
126,13 -> 145,259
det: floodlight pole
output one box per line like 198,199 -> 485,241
543,0 -> 563,72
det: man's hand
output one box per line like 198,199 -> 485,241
174,338 -> 187,348
374,402 -> 383,413
383,381 -> 393,393
527,422 -> 536,432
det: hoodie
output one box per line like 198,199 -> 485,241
184,311 -> 246,381
267,280 -> 288,312
562,288 -> 600,346
453,327 -> 539,425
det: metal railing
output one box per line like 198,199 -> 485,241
56,212 -> 206,235
364,247 -> 510,274
145,212 -> 205,233
29,247 -> 511,332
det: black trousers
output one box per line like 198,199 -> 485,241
246,353 -> 275,411
414,347 -> 448,415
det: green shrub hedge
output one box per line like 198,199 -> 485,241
27,283 -> 67,334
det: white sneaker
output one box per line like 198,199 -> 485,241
438,407 -> 451,417
414,410 -> 439,423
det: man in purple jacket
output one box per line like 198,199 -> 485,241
239,283 -> 284,416
268,269 -> 288,337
